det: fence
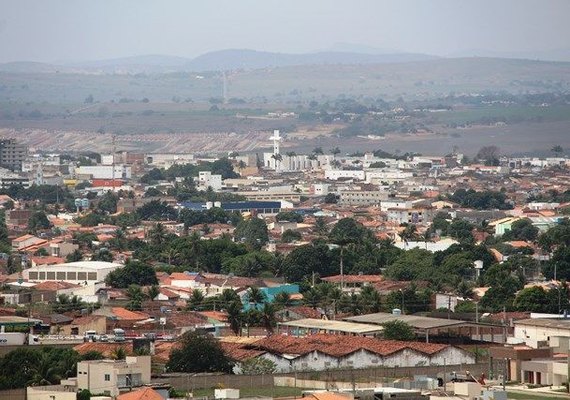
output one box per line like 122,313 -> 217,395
156,361 -> 501,392
0,388 -> 26,400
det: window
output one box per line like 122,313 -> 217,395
56,272 -> 66,280
104,374 -> 110,381
67,272 -> 77,280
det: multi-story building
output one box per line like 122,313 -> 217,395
0,139 -> 28,171
76,356 -> 151,397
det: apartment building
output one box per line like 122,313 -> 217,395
0,139 -> 28,171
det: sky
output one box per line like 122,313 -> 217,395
0,0 -> 569,63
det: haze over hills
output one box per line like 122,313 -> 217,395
0,48 -> 438,74
2,47 -> 570,75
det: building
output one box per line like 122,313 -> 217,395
227,334 -> 475,374
23,261 -> 123,285
75,165 -> 132,180
324,170 -> 366,181
76,356 -> 151,397
514,318 -> 570,345
50,241 -> 79,258
0,167 -> 30,188
198,171 -> 222,191
339,190 -> 388,206
27,385 -> 76,400
0,138 -> 27,171
386,208 -> 435,225
180,200 -> 289,215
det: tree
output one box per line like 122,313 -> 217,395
97,191 -> 118,214
65,249 -> 83,263
147,285 -> 160,301
324,193 -> 338,204
261,302 -> 277,333
502,218 -> 539,242
188,289 -> 205,310
282,229 -> 301,243
111,347 -> 127,360
91,248 -> 113,262
276,211 -> 303,223
513,287 -> 550,313
246,286 -> 266,305
360,285 -> 382,313
28,210 -> 51,233
226,301 -> 243,335
167,332 -> 233,373
234,218 -> 269,250
382,320 -> 415,341
313,147 -> 324,155
126,285 -> 146,311
77,389 -> 92,400
105,260 -> 158,288
273,291 -> 293,309
147,223 -> 168,246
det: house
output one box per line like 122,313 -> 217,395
61,315 -> 107,336
488,217 -> 521,236
12,234 -> 45,251
27,385 -> 76,400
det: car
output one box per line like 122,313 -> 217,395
99,334 -> 109,342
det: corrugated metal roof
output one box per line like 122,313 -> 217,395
344,312 -> 466,330
279,318 -> 384,334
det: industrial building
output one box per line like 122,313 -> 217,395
23,261 -> 123,285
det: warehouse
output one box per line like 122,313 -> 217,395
23,261 -> 123,285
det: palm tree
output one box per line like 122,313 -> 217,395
285,151 -> 297,157
237,160 -> 247,174
28,353 -> 61,386
247,286 -> 266,306
161,248 -> 180,265
111,347 -> 127,360
148,223 -> 167,246
261,302 -> 277,334
552,145 -> 564,155
330,147 -> 341,159
126,284 -> 146,311
188,289 -> 205,310
226,300 -> 243,335
400,224 -> 419,243
146,285 -> 160,301
360,285 -> 382,313
303,288 -> 321,309
273,291 -> 292,309
271,153 -> 283,171
220,288 -> 240,309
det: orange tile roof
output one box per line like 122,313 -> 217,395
117,388 -> 163,400
248,334 -> 450,358
111,307 -> 149,320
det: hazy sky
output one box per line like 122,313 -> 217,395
1,0 -> 569,63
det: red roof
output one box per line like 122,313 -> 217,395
247,334 -> 450,358
111,307 -> 149,320
117,388 -> 162,400
220,341 -> 265,361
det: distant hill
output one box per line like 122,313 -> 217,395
184,49 -> 439,71
0,49 -> 439,74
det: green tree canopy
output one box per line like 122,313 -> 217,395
382,320 -> 415,341
105,260 -> 158,288
234,218 -> 269,250
166,331 -> 233,373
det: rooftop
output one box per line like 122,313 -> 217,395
279,318 -> 384,335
